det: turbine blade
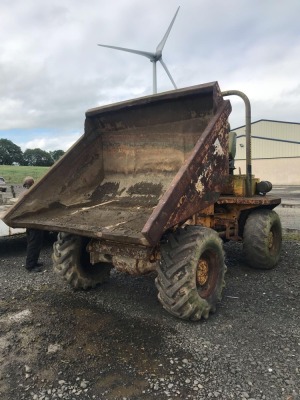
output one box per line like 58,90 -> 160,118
159,59 -> 177,89
156,6 -> 180,55
98,44 -> 154,60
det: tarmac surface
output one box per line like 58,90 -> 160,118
271,186 -> 300,232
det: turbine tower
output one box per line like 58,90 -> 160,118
98,7 -> 180,94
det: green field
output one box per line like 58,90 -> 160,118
0,165 -> 50,184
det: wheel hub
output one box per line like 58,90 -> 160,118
196,259 -> 209,286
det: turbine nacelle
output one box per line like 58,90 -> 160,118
98,6 -> 180,94
150,53 -> 162,62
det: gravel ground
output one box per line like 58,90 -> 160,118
0,233 -> 299,400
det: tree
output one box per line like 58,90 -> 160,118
0,139 -> 24,165
49,150 -> 65,162
23,148 -> 54,167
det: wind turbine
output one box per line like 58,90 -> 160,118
98,6 -> 180,94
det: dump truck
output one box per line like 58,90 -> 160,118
2,82 -> 282,321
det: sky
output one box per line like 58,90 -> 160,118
1,0 -> 300,152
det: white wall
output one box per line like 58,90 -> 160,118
234,158 -> 300,185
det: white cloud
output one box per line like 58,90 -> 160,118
19,133 -> 80,152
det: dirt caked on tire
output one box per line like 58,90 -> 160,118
52,232 -> 112,289
243,209 -> 282,269
156,226 -> 226,321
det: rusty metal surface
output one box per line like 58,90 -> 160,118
111,256 -> 157,275
217,195 -> 281,206
196,197 -> 281,241
3,81 -> 231,246
142,99 -> 231,244
88,239 -> 158,274
88,239 -> 157,260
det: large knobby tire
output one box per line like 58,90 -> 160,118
156,226 -> 226,321
52,232 -> 112,289
243,209 -> 282,269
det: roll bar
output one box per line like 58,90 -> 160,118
222,90 -> 252,197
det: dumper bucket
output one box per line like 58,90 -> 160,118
3,82 -> 231,246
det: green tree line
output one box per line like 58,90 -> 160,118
0,138 -> 65,166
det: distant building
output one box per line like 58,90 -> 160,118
232,119 -> 300,185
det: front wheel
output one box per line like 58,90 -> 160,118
156,226 -> 226,321
52,232 -> 112,289
243,209 -> 282,269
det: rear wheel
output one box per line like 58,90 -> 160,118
52,232 -> 112,289
243,209 -> 282,269
156,226 -> 226,321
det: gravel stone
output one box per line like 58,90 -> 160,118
0,233 -> 299,400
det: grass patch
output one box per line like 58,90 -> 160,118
0,165 -> 50,184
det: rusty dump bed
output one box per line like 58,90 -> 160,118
3,82 -> 231,246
